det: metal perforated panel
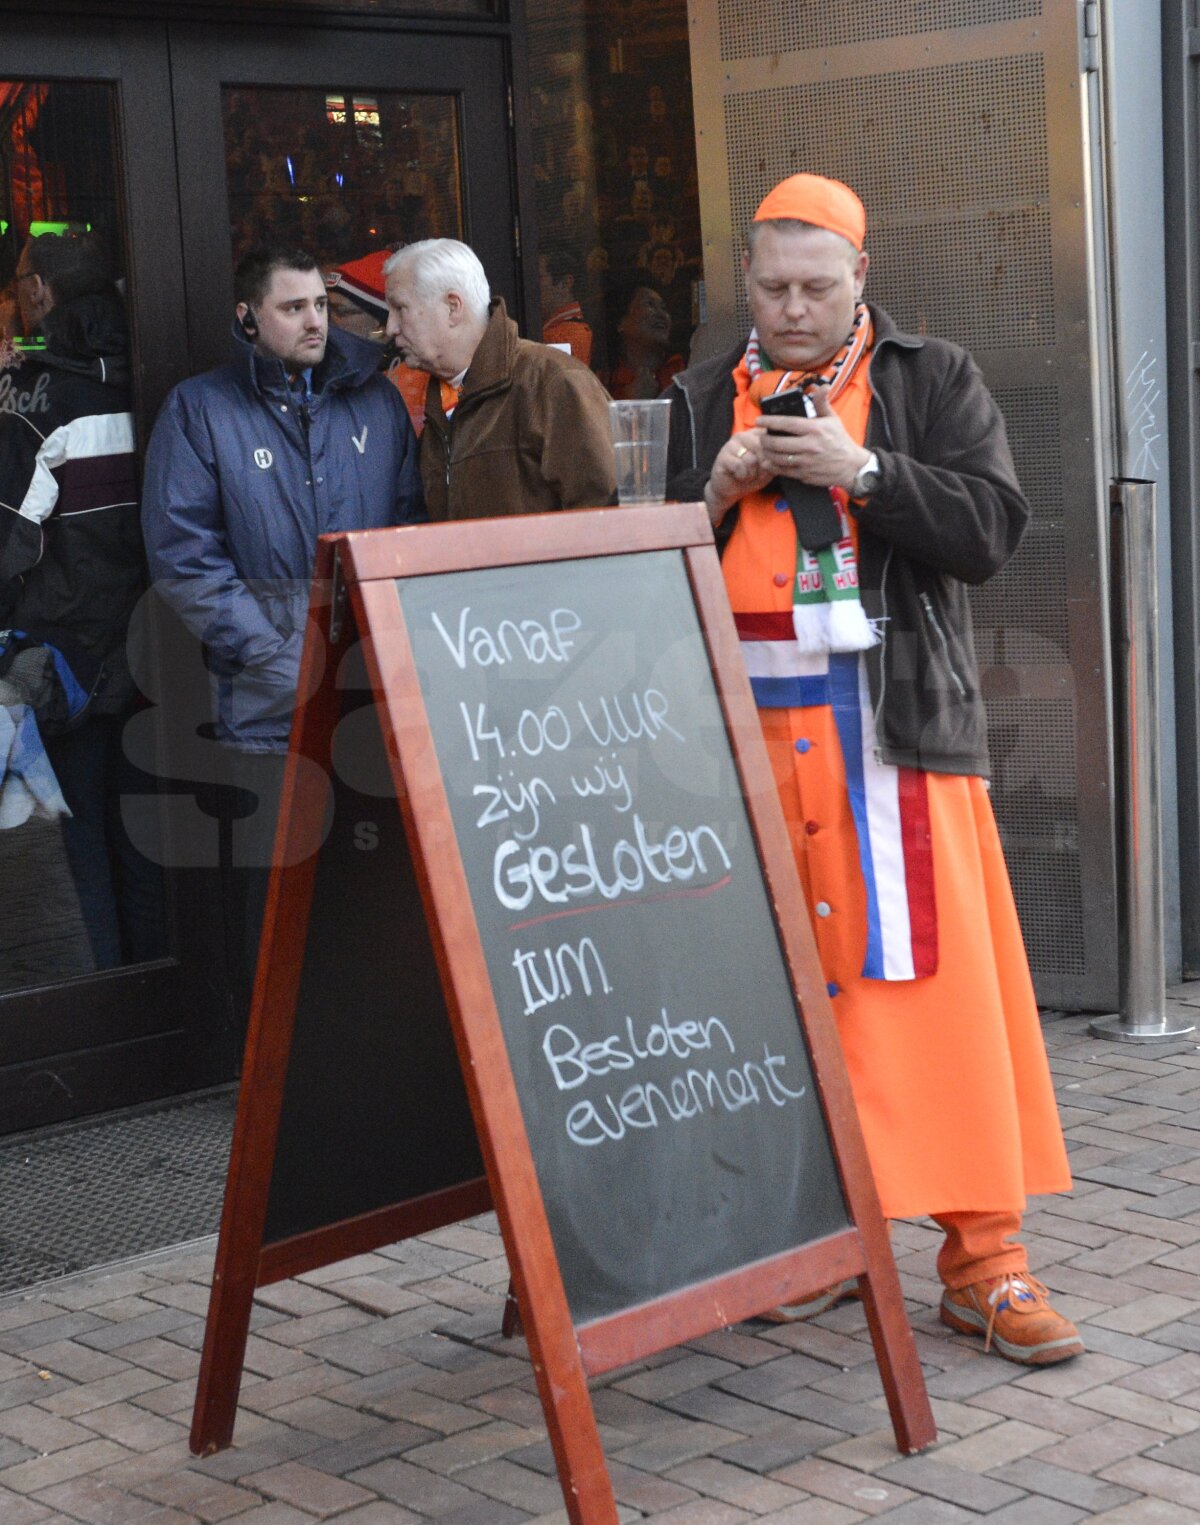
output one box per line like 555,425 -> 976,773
976,385 -> 1070,656
724,55 -> 1052,342
1006,848 -> 1086,975
975,543 -> 1070,654
725,56 -> 1049,227
689,0 -> 1114,1006
717,0 -> 1043,63
986,697 -> 1084,975
870,213 -> 1056,352
992,385 -> 1065,520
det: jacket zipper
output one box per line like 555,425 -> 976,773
919,590 -> 966,697
431,411 -> 450,489
872,545 -> 893,760
866,344 -> 898,762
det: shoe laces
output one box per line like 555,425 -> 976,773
980,1273 -> 1048,1352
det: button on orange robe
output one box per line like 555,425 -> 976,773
722,363 -> 1071,1221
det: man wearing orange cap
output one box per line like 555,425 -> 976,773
664,173 -> 1080,1365
326,250 -> 433,435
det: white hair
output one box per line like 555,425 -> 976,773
383,239 -> 491,320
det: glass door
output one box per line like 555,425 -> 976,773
167,22 -> 520,376
0,13 -> 521,1136
0,22 -> 215,1135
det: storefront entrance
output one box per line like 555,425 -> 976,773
1,10 -> 519,1134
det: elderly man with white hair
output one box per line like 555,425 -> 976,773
384,239 -> 615,519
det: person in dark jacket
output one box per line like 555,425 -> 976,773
0,230 -> 164,968
142,244 -> 424,1020
665,173 -> 1080,1365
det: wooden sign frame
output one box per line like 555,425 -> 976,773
191,504 -> 934,1517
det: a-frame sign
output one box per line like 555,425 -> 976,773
191,504 -> 935,1520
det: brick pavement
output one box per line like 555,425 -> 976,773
6,1005 -> 1200,1522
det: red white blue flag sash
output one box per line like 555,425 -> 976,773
736,611 -> 938,982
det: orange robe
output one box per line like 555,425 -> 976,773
722,360 -> 1071,1220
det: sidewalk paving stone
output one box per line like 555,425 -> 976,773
771,1455 -> 917,1515
31,1473 -> 195,1522
15,1013 -> 1200,1519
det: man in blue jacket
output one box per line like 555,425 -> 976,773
142,244 -> 423,1021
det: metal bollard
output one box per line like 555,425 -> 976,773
1090,481 -> 1193,1041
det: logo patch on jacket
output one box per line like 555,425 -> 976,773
351,426 -> 368,455
254,448 -> 273,469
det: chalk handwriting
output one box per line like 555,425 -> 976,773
569,752 -> 633,814
474,773 -> 556,840
493,816 -> 731,911
460,701 -> 505,762
564,1042 -> 807,1146
512,937 -> 612,1016
432,605 -> 581,670
543,1010 -> 735,1090
577,688 -> 685,746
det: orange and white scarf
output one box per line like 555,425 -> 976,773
734,304 -> 878,655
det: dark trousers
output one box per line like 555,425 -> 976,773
44,716 -> 167,970
218,747 -> 288,1035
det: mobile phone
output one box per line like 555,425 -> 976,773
756,391 -> 842,549
759,388 -> 814,424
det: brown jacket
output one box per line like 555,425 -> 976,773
419,299 -> 615,519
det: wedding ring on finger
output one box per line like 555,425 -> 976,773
735,444 -> 749,459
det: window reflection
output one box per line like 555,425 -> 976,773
1,80 -> 165,994
222,86 -> 463,270
525,0 -> 706,381
223,86 -> 465,436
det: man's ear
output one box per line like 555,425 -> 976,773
444,289 -> 465,326
853,249 -> 869,301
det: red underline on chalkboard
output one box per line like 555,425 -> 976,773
505,874 -> 734,933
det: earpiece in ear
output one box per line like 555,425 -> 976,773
240,308 -> 258,338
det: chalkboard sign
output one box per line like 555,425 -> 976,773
262,673 -> 484,1249
399,551 -> 847,1324
192,505 -> 934,1519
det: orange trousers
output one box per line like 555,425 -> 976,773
934,1209 -> 1026,1290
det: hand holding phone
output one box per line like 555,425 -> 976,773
759,387 -> 815,424
757,389 -> 842,550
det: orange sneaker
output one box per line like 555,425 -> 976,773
940,1274 -> 1083,1365
759,1278 -> 861,1324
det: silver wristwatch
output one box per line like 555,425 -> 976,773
850,451 -> 882,498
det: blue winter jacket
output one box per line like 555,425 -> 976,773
142,323 -> 424,751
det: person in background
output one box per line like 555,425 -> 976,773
326,248 -> 433,435
384,238 -> 615,519
0,229 -> 164,967
663,173 -> 1081,1366
604,276 -> 683,400
142,243 -> 423,1023
324,259 -> 385,342
539,242 -> 593,366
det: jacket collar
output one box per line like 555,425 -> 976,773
459,298 -> 518,402
866,303 -> 923,352
229,320 -> 386,399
